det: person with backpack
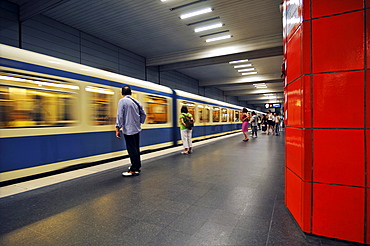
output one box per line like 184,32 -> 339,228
179,105 -> 194,155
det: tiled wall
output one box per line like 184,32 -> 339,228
284,0 -> 368,243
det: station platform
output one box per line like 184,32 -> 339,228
0,131 -> 359,245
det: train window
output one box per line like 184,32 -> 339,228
198,105 -> 210,123
0,74 -> 78,128
145,95 -> 168,124
235,111 -> 240,122
213,107 -> 220,122
229,110 -> 234,122
86,86 -> 114,125
221,108 -> 228,122
182,101 -> 195,121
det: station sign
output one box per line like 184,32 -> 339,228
265,103 -> 281,109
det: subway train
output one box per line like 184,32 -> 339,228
0,44 -> 261,184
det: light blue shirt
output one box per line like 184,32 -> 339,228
116,95 -> 146,135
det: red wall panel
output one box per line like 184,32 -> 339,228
312,11 -> 364,73
302,76 -> 312,128
286,127 -> 303,177
302,0 -> 311,20
312,0 -> 363,18
367,9 -> 370,69
286,80 -> 302,127
301,22 -> 311,75
313,71 -> 364,129
285,169 -> 303,228
367,71 -> 370,129
312,184 -> 364,243
313,129 -> 365,187
286,26 -> 302,83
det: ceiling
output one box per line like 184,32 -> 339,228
9,0 -> 284,109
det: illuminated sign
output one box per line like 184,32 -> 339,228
265,103 -> 281,109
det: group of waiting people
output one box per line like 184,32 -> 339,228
241,109 -> 282,142
115,85 -> 283,177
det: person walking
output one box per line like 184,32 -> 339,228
115,85 -> 146,177
250,111 -> 258,138
274,113 -> 281,136
179,106 -> 194,154
266,110 -> 274,135
241,108 -> 250,141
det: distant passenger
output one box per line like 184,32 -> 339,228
274,113 -> 281,136
266,110 -> 274,135
250,111 -> 258,138
115,85 -> 146,177
261,114 -> 267,134
257,115 -> 262,130
241,108 -> 250,142
179,106 -> 194,154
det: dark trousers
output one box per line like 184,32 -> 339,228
124,133 -> 141,172
252,126 -> 258,136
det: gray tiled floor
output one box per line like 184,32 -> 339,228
0,132 -> 363,245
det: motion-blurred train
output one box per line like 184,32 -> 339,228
0,44 -> 261,184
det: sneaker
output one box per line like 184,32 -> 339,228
122,171 -> 140,177
181,151 -> 188,155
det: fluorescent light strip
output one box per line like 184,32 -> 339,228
237,68 -> 255,72
180,7 -> 212,19
229,59 -> 249,64
233,64 -> 252,68
195,23 -> 223,32
206,35 -> 231,42
241,72 -> 258,75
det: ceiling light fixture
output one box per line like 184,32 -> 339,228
199,30 -> 229,38
170,0 -> 208,11
205,35 -> 231,42
241,71 -> 258,75
237,68 -> 255,72
229,59 -> 249,64
195,23 -> 223,32
186,17 -> 221,26
233,64 -> 252,68
180,7 -> 212,19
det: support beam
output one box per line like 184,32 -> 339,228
157,47 -> 283,71
200,73 -> 282,86
226,88 -> 283,96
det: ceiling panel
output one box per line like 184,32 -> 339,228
8,0 -> 284,108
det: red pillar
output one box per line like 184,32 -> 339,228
283,0 -> 368,243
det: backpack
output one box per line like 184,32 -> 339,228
183,113 -> 194,130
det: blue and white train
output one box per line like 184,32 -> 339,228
0,44 -> 259,184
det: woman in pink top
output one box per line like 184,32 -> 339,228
241,108 -> 250,142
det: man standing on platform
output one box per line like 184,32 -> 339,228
115,86 -> 146,177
